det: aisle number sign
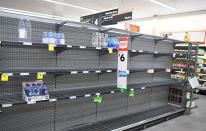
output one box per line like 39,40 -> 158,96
117,38 -> 128,92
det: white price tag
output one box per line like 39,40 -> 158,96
95,70 -> 101,73
80,46 -> 86,49
49,98 -> 57,102
70,96 -> 77,99
2,104 -> 12,108
7,73 -> 13,76
132,50 -> 137,52
139,50 -> 143,52
71,71 -> 78,74
96,47 -> 102,50
83,71 -> 89,74
20,73 -> 29,76
85,94 -> 91,97
96,93 -> 100,96
106,70 -> 112,73
147,69 -> 154,74
165,68 -> 171,73
141,87 -> 146,90
23,42 -> 32,45
67,45 -> 72,48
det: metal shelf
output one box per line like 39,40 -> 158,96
0,80 -> 183,107
1,41 -> 173,56
69,105 -> 185,131
0,67 -> 170,76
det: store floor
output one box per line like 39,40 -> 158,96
145,94 -> 206,131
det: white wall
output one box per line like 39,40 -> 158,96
107,13 -> 206,36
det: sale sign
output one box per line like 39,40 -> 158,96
117,38 -> 128,92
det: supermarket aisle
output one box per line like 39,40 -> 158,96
145,94 -> 206,131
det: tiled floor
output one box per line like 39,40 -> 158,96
145,94 -> 206,131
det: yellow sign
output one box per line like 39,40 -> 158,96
1,74 -> 9,81
184,32 -> 191,42
108,48 -> 113,54
48,44 -> 55,52
37,72 -> 44,80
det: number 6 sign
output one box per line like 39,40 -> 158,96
117,38 -> 128,92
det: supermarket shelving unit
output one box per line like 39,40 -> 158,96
0,14 -> 189,131
172,43 -> 199,110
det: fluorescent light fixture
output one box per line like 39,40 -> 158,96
44,0 -> 97,12
0,7 -> 77,21
149,0 -> 177,11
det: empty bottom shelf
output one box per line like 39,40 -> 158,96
69,104 -> 185,131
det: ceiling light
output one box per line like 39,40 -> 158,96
44,0 -> 97,12
149,0 -> 177,11
0,7 -> 77,21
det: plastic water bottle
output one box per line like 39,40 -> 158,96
18,18 -> 27,42
31,83 -> 38,96
37,83 -> 42,95
60,33 -> 65,45
42,83 -> 48,95
48,32 -> 53,44
53,32 -> 57,45
56,33 -> 61,45
42,32 -> 48,44
25,83 -> 32,97
25,19 -> 32,42
103,34 -> 108,48
92,32 -> 97,47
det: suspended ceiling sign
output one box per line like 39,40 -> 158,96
80,9 -> 132,26
80,9 -> 118,25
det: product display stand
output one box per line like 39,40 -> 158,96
0,13 -> 190,131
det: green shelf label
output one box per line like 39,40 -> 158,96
129,90 -> 135,97
116,87 -> 128,92
93,96 -> 102,104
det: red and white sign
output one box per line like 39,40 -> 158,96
118,38 -> 128,51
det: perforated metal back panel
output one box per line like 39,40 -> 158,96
0,15 -> 180,131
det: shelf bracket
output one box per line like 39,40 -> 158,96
131,34 -> 143,42
56,21 -> 68,33
154,38 -> 166,44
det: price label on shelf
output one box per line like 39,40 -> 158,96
37,72 -> 44,80
129,89 -> 135,97
1,73 -> 9,81
147,69 -> 154,74
93,95 -> 102,104
48,44 -> 55,52
108,48 -> 113,54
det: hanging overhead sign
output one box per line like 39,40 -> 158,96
117,38 -> 128,92
80,9 -> 118,25
80,9 -> 132,26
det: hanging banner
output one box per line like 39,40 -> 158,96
117,38 -> 128,92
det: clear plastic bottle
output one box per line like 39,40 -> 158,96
60,33 -> 65,45
25,19 -> 32,42
56,33 -> 61,45
42,32 -> 48,44
37,83 -> 42,95
103,34 -> 108,48
53,32 -> 57,45
42,83 -> 48,95
25,83 -> 32,97
31,83 -> 38,96
18,18 -> 27,42
48,32 -> 53,44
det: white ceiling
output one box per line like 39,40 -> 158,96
0,0 -> 206,21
